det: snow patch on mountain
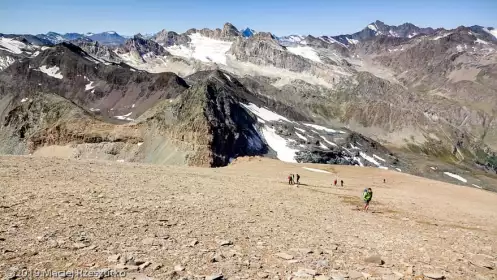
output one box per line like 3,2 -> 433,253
296,132 -> 308,141
444,172 -> 467,183
346,38 -> 359,45
38,65 -> 63,79
303,167 -> 331,173
0,56 -> 15,70
367,24 -> 378,32
360,152 -> 382,167
318,36 -> 348,48
432,32 -> 452,40
241,103 -> 291,122
295,127 -> 306,133
279,35 -> 305,44
373,154 -> 386,162
303,123 -> 336,133
475,38 -> 489,45
223,73 -> 232,82
261,126 -> 298,162
354,157 -> 364,166
286,46 -> 321,63
389,30 -> 400,37
114,112 -> 134,121
85,81 -> 95,91
320,136 -> 337,147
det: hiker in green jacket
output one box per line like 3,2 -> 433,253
363,188 -> 373,212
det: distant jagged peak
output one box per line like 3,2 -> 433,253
119,34 -> 168,56
241,27 -> 256,37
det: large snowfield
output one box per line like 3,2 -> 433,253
166,33 -> 232,65
0,37 -> 25,54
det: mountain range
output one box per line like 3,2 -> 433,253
1,20 -> 497,191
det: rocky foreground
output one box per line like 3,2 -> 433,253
1,156 -> 496,280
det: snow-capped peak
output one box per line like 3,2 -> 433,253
86,32 -> 95,36
104,31 -> 118,35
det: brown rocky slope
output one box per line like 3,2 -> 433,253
0,156 -> 496,279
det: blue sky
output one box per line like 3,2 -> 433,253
1,0 -> 496,36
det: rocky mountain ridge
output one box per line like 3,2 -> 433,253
36,31 -> 127,46
0,43 -> 404,170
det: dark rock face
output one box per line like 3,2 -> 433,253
295,149 -> 359,165
200,80 -> 267,166
345,132 -> 392,156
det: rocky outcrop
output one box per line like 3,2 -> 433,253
153,30 -> 191,46
229,33 -> 313,72
117,35 -> 169,57
295,149 -> 359,165
140,70 -> 270,166
184,22 -> 241,41
72,39 -> 122,63
220,22 -> 241,38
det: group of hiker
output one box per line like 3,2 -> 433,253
286,173 -> 376,212
333,178 -> 344,187
287,173 -> 300,185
